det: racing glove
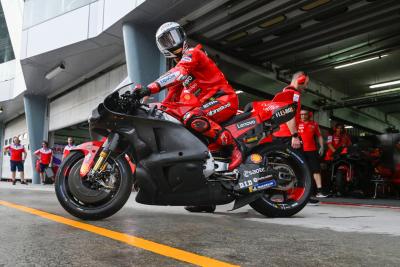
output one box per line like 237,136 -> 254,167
132,84 -> 151,99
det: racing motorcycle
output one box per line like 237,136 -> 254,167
330,145 -> 373,196
55,83 -> 311,220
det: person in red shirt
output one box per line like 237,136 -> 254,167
132,22 -> 241,172
4,136 -> 27,185
34,141 -> 53,184
273,71 -> 309,149
298,109 -> 327,198
324,123 -> 352,161
62,137 -> 76,160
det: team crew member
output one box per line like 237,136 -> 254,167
34,141 -> 53,184
4,136 -> 27,185
324,123 -> 352,161
132,22 -> 241,171
273,72 -> 309,149
298,109 -> 327,198
62,137 -> 75,160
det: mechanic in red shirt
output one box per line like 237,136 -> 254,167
4,136 -> 27,185
324,123 -> 352,161
298,109 -> 327,198
273,71 -> 309,149
34,141 -> 53,184
62,137 -> 76,160
132,22 -> 241,172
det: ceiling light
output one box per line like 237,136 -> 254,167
370,80 -> 400,89
235,90 -> 244,94
45,63 -> 65,80
225,32 -> 248,42
334,55 -> 388,69
345,125 -> 353,129
259,15 -> 286,28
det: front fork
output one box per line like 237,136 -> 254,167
91,133 -> 120,174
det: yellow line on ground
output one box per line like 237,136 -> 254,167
0,200 -> 239,267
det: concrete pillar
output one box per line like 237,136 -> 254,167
122,22 -> 165,101
24,95 -> 48,184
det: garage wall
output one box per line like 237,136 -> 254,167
48,64 -> 127,131
1,115 -> 33,179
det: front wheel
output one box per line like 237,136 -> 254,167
55,151 -> 133,220
250,145 -> 312,217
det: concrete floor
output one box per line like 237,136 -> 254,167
0,182 -> 399,267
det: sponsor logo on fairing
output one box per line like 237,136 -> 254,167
236,118 -> 257,130
254,180 -> 276,190
243,167 -> 265,178
207,102 -> 231,116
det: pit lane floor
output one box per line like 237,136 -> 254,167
0,182 -> 399,267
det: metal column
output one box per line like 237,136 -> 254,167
24,95 -> 48,184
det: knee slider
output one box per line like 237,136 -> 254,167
186,116 -> 211,133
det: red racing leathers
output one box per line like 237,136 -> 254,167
147,44 -> 241,170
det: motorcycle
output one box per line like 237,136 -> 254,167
330,145 -> 373,196
55,83 -> 311,220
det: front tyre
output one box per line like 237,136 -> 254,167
250,145 -> 312,217
55,151 -> 133,220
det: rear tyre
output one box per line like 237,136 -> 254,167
55,151 -> 133,220
250,145 -> 312,217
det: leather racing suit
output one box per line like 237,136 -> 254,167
147,44 -> 241,170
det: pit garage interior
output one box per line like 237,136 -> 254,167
1,0 -> 400,266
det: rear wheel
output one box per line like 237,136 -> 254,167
55,151 -> 133,220
250,145 -> 312,217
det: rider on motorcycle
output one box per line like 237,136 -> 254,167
132,22 -> 242,171
272,72 -> 309,149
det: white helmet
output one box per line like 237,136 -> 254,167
156,22 -> 187,58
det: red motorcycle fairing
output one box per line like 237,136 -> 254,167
68,139 -> 136,177
69,140 -> 105,177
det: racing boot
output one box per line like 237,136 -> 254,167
184,112 -> 243,171
216,129 -> 243,171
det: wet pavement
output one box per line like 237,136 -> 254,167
0,182 -> 399,267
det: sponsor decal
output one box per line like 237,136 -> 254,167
243,167 -> 265,178
236,118 -> 257,130
293,93 -> 300,102
207,102 -> 231,116
157,71 -> 180,87
239,179 -> 253,189
254,180 -> 276,190
202,100 -> 219,109
262,103 -> 280,112
183,75 -> 194,87
250,153 -> 263,164
327,136 -> 333,142
181,55 -> 192,62
183,94 -> 191,100
274,106 -> 294,118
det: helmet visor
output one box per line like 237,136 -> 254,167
157,27 -> 185,51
